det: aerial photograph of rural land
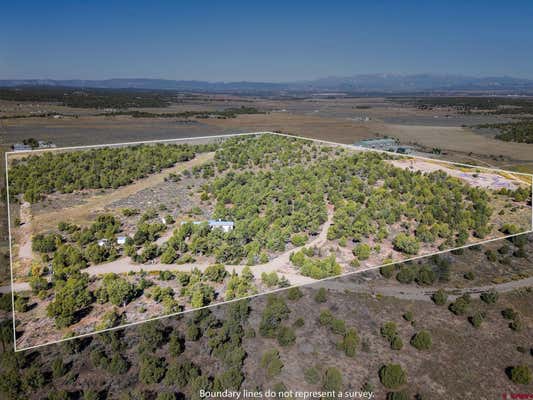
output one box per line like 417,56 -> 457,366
1,1 -> 533,399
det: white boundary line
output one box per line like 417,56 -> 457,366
5,131 -> 533,352
5,152 -> 17,350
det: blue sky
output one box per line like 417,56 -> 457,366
1,1 -> 533,81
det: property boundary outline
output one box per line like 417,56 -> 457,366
5,131 -> 533,352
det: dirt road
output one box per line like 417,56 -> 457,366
317,275 -> 533,301
388,159 -> 525,190
81,203 -> 335,285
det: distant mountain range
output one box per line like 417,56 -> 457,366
2,74 -> 533,94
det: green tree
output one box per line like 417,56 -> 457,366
469,311 -> 485,328
277,326 -> 296,346
410,330 -> 432,350
259,296 -> 290,338
431,289 -> 448,306
47,274 -> 93,327
480,290 -> 499,304
204,264 -> 227,282
139,355 -> 167,384
353,243 -> 371,260
392,233 -> 420,255
379,364 -> 407,389
391,335 -> 404,350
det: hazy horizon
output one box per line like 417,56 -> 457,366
2,1 -> 533,81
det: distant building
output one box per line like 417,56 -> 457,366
208,219 -> 235,233
395,146 -> 414,155
354,138 -> 414,155
180,219 -> 235,232
38,140 -> 57,149
12,141 -> 56,151
116,236 -> 128,245
355,138 -> 398,150
97,239 -> 109,247
12,143 -> 32,152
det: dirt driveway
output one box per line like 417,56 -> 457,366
388,158 -> 526,190
79,204 -> 336,285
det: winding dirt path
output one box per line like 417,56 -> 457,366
81,203 -> 335,285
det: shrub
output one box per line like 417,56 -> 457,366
410,330 -> 432,350
52,357 -> 67,378
164,360 -> 200,387
416,266 -> 436,285
386,392 -> 409,400
293,317 -> 305,328
314,287 -> 327,303
403,311 -> 414,322
319,310 -> 334,327
469,312 -> 485,328
291,233 -> 308,247
510,318 -> 523,332
203,264 -> 227,283
379,364 -> 407,389
14,296 -> 29,313
277,326 -> 296,346
449,296 -> 469,316
480,290 -> 499,304
392,233 -> 420,255
380,264 -> 395,279
432,289 -> 448,306
261,349 -> 283,378
502,308 -> 518,320
380,322 -> 397,342
331,318 -> 346,335
509,365 -> 532,385
261,271 -> 279,287
463,271 -> 475,280
396,267 -> 415,284
353,243 -> 371,260
169,331 -> 185,356
259,295 -> 290,338
287,287 -> 303,300
322,367 -> 343,392
391,335 -> 404,351
304,367 -> 321,384
338,328 -> 359,357
139,355 -> 167,384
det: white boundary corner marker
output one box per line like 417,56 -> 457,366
5,131 -> 533,352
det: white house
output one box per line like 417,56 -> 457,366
208,219 -> 235,233
97,238 -> 109,247
116,236 -> 128,245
